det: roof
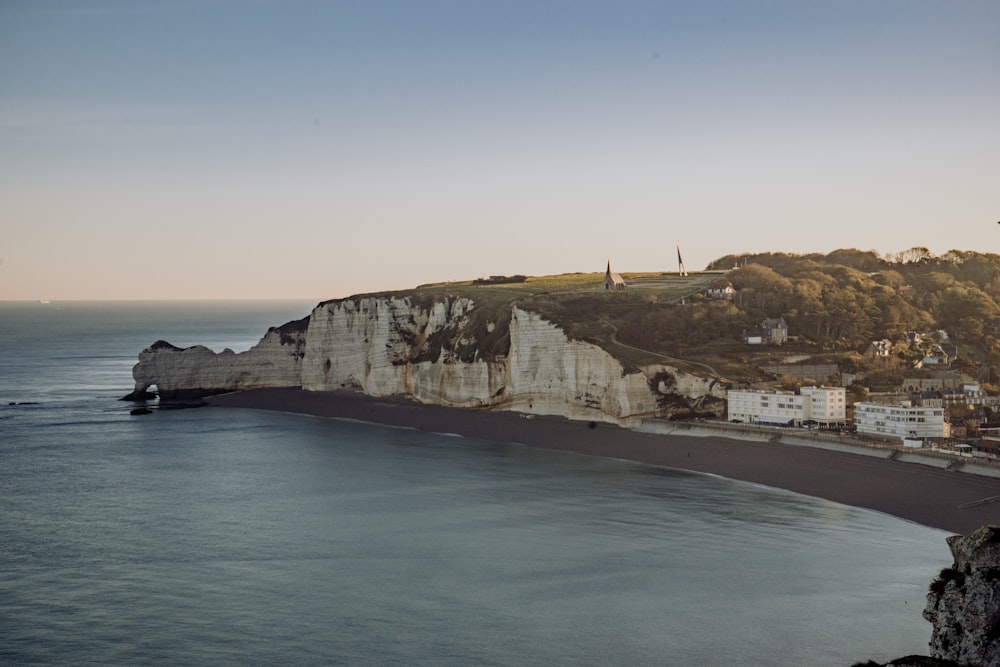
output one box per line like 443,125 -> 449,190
605,261 -> 626,285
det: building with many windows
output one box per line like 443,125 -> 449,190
726,386 -> 846,427
800,386 -> 847,424
853,402 -> 946,441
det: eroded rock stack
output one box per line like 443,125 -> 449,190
923,525 -> 1000,666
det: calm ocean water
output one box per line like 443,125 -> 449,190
1,301 -> 952,666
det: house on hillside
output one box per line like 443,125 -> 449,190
864,339 -> 894,358
918,344 -> 951,368
762,317 -> 788,344
603,262 -> 627,291
706,279 -> 735,300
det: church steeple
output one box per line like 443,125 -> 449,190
603,260 -> 626,291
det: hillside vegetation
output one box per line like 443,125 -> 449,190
350,248 -> 1000,387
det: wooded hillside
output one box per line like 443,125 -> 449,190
704,248 -> 1000,346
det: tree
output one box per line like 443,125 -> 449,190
847,382 -> 868,401
825,248 -> 884,272
891,247 -> 934,264
874,269 -> 906,289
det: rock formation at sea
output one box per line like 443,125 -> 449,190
923,525 -> 1000,666
858,525 -> 1000,667
126,295 -> 725,423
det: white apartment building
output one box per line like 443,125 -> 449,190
726,387 -> 846,426
853,402 -> 946,441
800,386 -> 847,424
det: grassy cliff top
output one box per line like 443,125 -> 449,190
344,271 -> 727,376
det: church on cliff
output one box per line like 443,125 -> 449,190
603,262 -> 627,291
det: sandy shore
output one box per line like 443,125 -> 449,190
206,387 -> 999,534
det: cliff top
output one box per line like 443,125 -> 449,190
323,270 -> 725,375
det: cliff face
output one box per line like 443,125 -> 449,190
299,295 -> 506,407
130,295 -> 725,422
923,525 -> 1000,666
131,317 -> 309,399
858,526 -> 999,667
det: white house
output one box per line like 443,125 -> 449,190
853,402 -> 946,441
864,339 -> 893,358
727,386 -> 846,426
706,279 -> 735,300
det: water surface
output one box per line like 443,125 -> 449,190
0,301 -> 949,665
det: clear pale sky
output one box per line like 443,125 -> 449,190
2,1 -> 998,300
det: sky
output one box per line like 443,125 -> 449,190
1,0 -> 998,300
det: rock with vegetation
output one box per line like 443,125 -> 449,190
856,526 -> 999,667
924,526 -> 1000,666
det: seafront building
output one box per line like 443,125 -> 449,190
853,402 -> 946,441
800,386 -> 847,424
726,386 -> 846,427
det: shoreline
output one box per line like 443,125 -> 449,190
205,387 -> 1000,534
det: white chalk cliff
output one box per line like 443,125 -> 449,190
130,317 -> 308,399
130,295 -> 725,423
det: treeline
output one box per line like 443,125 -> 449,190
614,248 -> 1000,365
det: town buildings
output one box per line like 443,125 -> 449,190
915,384 -> 998,410
726,386 -> 846,427
853,402 -> 946,440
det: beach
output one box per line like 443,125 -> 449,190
207,387 -> 999,534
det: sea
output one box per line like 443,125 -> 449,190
0,300 -> 953,666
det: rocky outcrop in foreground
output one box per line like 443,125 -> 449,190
924,525 -> 1000,666
126,295 -> 725,423
857,525 -> 1000,667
